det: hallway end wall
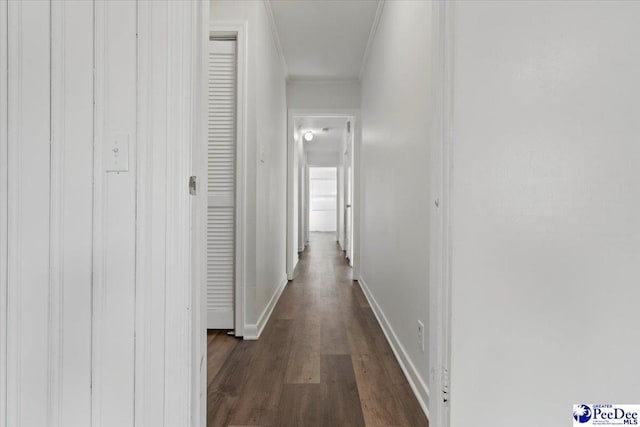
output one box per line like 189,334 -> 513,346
359,0 -> 434,417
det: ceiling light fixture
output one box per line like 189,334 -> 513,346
304,131 -> 314,142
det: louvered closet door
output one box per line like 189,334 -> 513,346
207,39 -> 237,329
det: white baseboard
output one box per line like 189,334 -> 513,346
243,274 -> 288,340
358,276 -> 431,419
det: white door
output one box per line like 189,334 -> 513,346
206,39 -> 237,329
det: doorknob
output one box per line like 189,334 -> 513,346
346,204 -> 351,208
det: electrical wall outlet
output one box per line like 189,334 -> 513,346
417,320 -> 425,352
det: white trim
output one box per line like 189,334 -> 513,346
208,21 -> 248,338
0,0 -> 7,424
243,275 -> 288,340
358,276 -> 431,420
429,2 -> 454,427
163,3 -> 197,425
358,0 -> 385,81
263,1 -> 288,78
287,108 -> 361,280
194,3 -> 209,426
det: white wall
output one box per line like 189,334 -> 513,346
287,79 -> 360,110
211,0 -> 288,334
449,2 -> 640,426
359,0 -> 433,414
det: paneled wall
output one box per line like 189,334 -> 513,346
6,2 -> 54,425
0,2 -> 204,426
51,2 -> 95,424
92,2 -> 138,425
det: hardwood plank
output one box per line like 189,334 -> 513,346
343,305 -> 377,356
208,391 -> 239,427
319,297 -> 350,355
272,283 -> 301,320
228,319 -> 295,426
284,308 -> 321,383
320,355 -> 366,427
353,281 -> 370,308
207,341 -> 255,427
207,331 -> 238,386
379,355 -> 429,427
275,384 -> 321,427
360,308 -> 394,356
352,353 -> 408,426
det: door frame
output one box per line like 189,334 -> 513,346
207,21 -> 248,337
428,2 -> 454,427
286,108 -> 361,280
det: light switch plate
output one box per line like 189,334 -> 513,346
105,133 -> 129,172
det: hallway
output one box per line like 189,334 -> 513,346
207,232 -> 428,426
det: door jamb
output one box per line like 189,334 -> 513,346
286,108 -> 361,280
429,2 -> 453,427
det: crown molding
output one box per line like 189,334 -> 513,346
358,0 -> 385,81
263,0 -> 289,78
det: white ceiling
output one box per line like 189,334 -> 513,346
269,0 -> 381,80
296,116 -> 348,153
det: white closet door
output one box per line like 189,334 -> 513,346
207,39 -> 236,329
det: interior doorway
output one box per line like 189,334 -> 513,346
286,109 -> 360,280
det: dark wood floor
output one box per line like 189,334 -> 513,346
207,232 -> 428,427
